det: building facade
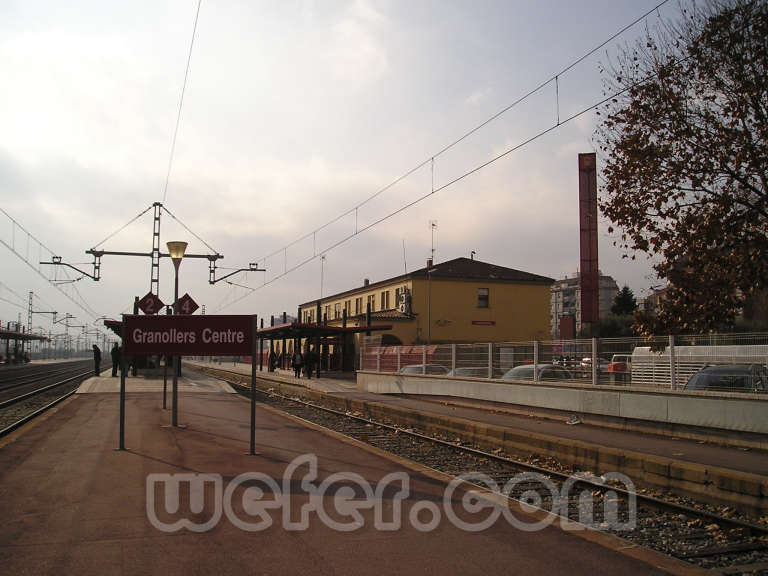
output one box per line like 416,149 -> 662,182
550,272 -> 620,339
299,257 -> 554,347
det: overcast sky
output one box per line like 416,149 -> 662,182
0,0 -> 674,337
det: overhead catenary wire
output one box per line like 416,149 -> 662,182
0,209 -> 101,320
215,0 -> 748,315
0,295 -> 26,310
214,0 -> 682,312
161,0 -> 203,205
162,205 -> 220,255
90,204 -> 155,250
245,0 -> 674,270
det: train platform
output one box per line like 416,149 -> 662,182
0,374 -> 692,575
190,362 -> 768,511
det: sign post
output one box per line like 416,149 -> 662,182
118,316 -> 127,450
250,314 -> 258,456
122,314 -> 255,436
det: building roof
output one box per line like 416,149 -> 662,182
301,257 -> 554,306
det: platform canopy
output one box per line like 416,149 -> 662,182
0,327 -> 49,342
256,322 -> 392,340
103,319 -> 123,338
104,319 -> 391,342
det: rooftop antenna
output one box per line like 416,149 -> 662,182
402,239 -> 407,274
429,220 -> 438,263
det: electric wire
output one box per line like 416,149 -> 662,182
161,0 -> 203,205
0,282 -> 28,307
247,0 -> 674,268
0,210 -> 100,320
90,204 -> 155,250
0,296 -> 26,310
161,204 -> 220,254
214,32 -> 710,313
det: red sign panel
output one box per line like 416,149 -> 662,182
124,315 -> 254,356
176,293 -> 199,315
137,292 -> 164,315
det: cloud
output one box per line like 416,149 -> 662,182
322,0 -> 389,87
465,87 -> 491,106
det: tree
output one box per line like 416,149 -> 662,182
596,0 -> 768,336
611,285 -> 638,316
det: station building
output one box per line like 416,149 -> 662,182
298,257 -> 554,347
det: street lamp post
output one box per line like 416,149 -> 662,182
167,241 -> 188,428
320,254 -> 326,298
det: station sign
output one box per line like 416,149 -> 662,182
123,315 -> 253,356
176,293 -> 199,315
137,292 -> 164,315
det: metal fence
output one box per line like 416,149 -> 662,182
360,333 -> 768,393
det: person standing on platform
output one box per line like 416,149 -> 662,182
111,343 -> 120,377
92,345 -> 102,376
304,347 -> 315,379
292,350 -> 303,378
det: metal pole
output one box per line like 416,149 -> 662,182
281,312 -> 287,369
592,337 -> 598,386
119,317 -> 126,450
172,262 -> 180,427
427,269 -> 431,346
488,342 -> 493,379
259,318 -> 264,371
250,315 -> 258,455
669,335 -> 676,390
533,340 -> 539,383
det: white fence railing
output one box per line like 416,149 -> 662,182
360,333 -> 768,393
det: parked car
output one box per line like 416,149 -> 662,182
502,364 -> 573,381
398,364 -> 450,375
580,357 -> 611,372
607,354 -> 632,373
446,366 -> 506,378
684,365 -> 767,393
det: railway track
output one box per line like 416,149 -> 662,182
198,365 -> 768,575
0,361 -> 93,437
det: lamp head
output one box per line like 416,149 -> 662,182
166,241 -> 188,262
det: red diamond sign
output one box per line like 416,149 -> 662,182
137,292 -> 164,315
176,293 -> 199,316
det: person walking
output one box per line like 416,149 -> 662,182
304,347 -> 315,379
292,350 -> 303,378
110,343 -> 120,377
92,345 -> 102,376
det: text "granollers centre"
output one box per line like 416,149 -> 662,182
123,315 -> 254,356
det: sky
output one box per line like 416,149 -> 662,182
0,0 -> 676,340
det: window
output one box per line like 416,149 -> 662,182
381,290 -> 390,310
477,288 -> 489,308
334,303 -> 341,319
367,294 -> 375,312
355,297 -> 362,315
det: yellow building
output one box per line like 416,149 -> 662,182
298,257 -> 554,346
